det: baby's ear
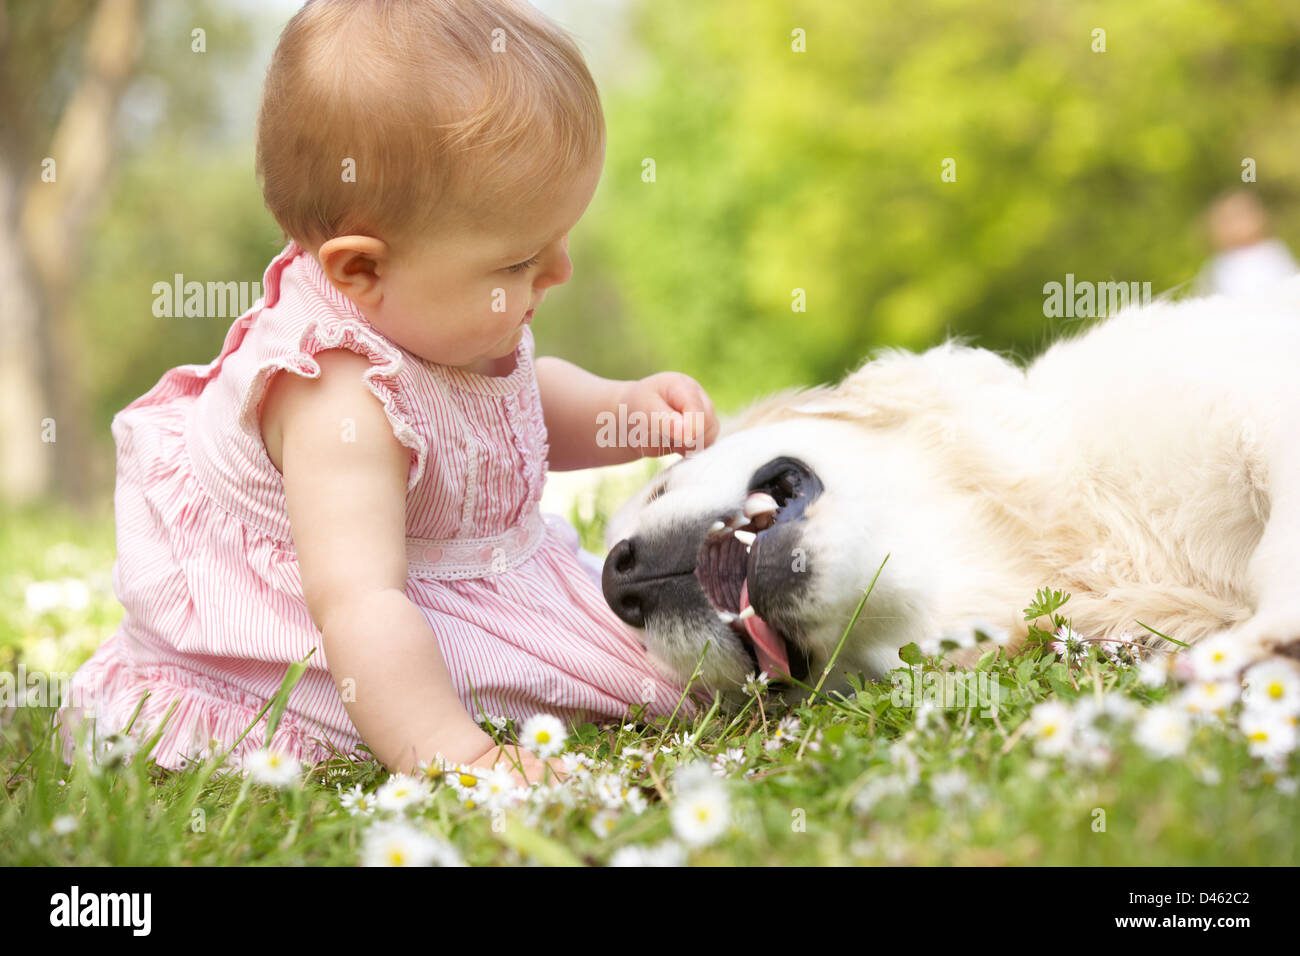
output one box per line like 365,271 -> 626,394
317,236 -> 390,309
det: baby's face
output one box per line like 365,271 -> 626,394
369,154 -> 604,371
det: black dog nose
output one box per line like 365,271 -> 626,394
603,537 -> 648,627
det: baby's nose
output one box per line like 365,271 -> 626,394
537,248 -> 573,288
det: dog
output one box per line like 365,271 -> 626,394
601,280 -> 1300,702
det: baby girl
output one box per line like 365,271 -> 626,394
58,0 -> 719,783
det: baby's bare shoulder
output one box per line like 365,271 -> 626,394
260,348 -> 397,474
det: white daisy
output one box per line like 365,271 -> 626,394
1102,629 -> 1138,659
619,748 -> 649,775
444,766 -> 488,809
244,748 -> 301,788
763,716 -> 801,752
415,754 -> 453,782
93,732 -> 138,771
560,752 -> 595,778
1179,680 -> 1240,719
589,810 -> 620,839
1241,659 -> 1300,715
1185,633 -> 1249,682
592,772 -> 630,810
1239,709 -> 1298,761
669,775 -> 730,847
374,773 -> 433,813
520,714 -> 568,758
608,840 -> 686,867
361,820 -> 462,867
669,731 -> 697,751
1134,704 -> 1191,758
50,815 -> 78,836
624,787 -> 648,815
711,747 -> 747,777
479,714 -> 510,733
478,765 -> 525,810
1051,625 -> 1089,661
528,781 -> 577,812
1027,700 -> 1074,756
1136,654 -> 1170,687
1075,693 -> 1139,727
337,783 -> 377,816
1095,639 -> 1122,660
742,672 -> 771,696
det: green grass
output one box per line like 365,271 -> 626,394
1,500 -> 1296,866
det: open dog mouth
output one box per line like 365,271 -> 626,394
692,457 -> 820,683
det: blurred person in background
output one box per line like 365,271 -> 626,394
1199,190 -> 1298,297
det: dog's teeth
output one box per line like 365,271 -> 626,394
717,610 -> 737,624
744,492 -> 779,517
733,529 -> 756,547
726,512 -> 748,529
737,605 -> 757,621
707,520 -> 726,535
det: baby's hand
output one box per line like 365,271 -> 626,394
465,742 -> 568,790
621,372 -> 720,457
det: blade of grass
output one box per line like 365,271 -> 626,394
795,554 -> 888,759
1135,620 -> 1190,648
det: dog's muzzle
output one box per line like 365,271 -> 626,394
602,456 -> 823,683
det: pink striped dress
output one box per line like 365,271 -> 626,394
58,241 -> 697,771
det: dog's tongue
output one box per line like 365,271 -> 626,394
739,580 -> 790,678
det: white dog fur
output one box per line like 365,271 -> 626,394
605,279 -> 1300,699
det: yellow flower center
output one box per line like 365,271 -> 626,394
459,773 -> 478,787
388,849 -> 406,865
536,730 -> 551,744
1248,730 -> 1270,742
1268,683 -> 1284,700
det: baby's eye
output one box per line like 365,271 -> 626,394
504,254 -> 541,274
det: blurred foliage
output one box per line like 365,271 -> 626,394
65,0 -> 1300,465
552,0 -> 1300,408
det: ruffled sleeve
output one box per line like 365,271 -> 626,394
233,249 -> 430,493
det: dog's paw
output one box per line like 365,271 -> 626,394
1235,603 -> 1300,659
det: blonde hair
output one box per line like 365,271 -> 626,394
256,0 -> 604,250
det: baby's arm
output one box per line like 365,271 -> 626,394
262,349 -> 494,773
535,356 -> 719,469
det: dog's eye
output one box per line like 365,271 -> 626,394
646,481 -> 667,504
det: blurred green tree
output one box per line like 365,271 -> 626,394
545,0 -> 1300,412
1,0 -> 265,505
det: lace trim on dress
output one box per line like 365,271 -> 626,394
406,507 -> 547,580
